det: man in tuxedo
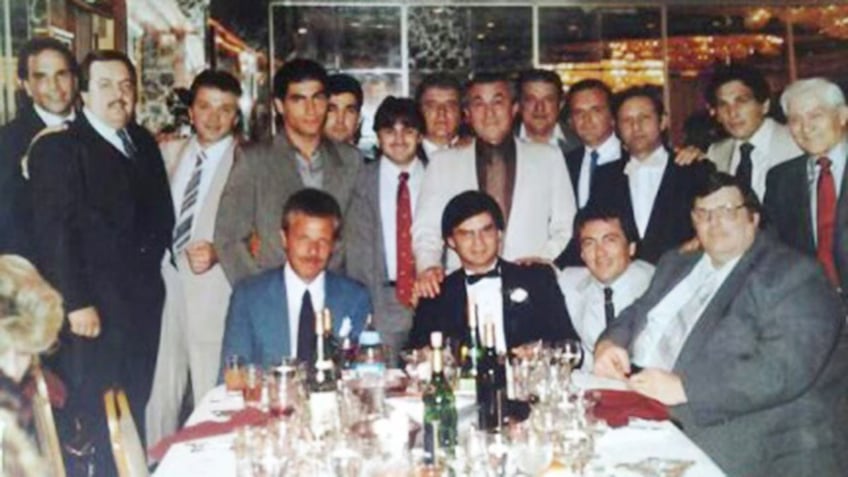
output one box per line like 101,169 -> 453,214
345,97 -> 426,362
220,189 -> 371,370
215,58 -> 362,286
413,72 -> 576,298
589,85 -> 711,264
408,190 -> 578,351
594,172 -> 847,476
558,206 -> 654,371
28,50 -> 174,474
146,70 -> 242,445
0,37 -> 77,257
415,73 -> 463,160
323,73 -> 363,145
764,77 -> 848,295
515,68 -> 580,156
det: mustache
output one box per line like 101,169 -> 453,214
108,99 -> 127,109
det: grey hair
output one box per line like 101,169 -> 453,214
780,78 -> 846,114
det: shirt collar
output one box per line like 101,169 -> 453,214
195,134 -> 234,160
463,258 -> 500,278
83,107 -> 121,138
734,117 -> 774,153
594,133 -> 621,160
284,263 -> 326,292
518,122 -> 565,146
295,148 -> 323,173
822,140 -> 847,166
422,136 -> 457,155
624,145 -> 668,175
379,156 -> 424,179
33,104 -> 74,127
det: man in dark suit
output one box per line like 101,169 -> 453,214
28,50 -> 174,474
595,172 -> 847,476
588,85 -> 711,264
220,189 -> 370,370
0,37 -> 77,257
215,58 -> 362,286
764,77 -> 848,295
515,68 -> 580,156
407,190 -> 578,351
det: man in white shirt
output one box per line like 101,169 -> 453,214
415,73 -> 464,160
559,206 -> 653,371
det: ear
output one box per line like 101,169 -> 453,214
659,113 -> 670,132
511,101 -> 519,118
838,105 -> 848,127
446,237 -> 456,251
273,98 -> 285,117
279,230 -> 287,249
628,242 -> 637,258
761,99 -> 771,116
80,91 -> 90,108
21,79 -> 32,97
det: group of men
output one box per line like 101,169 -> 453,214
1,35 -> 848,477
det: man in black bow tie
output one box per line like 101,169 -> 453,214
406,190 -> 578,351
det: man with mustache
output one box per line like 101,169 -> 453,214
515,68 -> 580,158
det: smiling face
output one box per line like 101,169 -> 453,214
465,81 -> 517,146
519,80 -> 562,140
568,87 -> 615,148
786,92 -> 848,157
579,218 -> 635,285
446,212 -> 502,273
23,48 -> 76,116
82,60 -> 135,129
189,86 -> 239,146
713,80 -> 769,141
377,122 -> 421,166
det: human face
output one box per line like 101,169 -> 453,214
419,87 -> 461,145
713,80 -> 769,141
81,60 -> 135,129
617,96 -> 667,160
274,80 -> 328,141
324,92 -> 360,143
23,49 -> 76,116
465,81 -> 517,146
786,92 -> 848,157
446,212 -> 501,273
280,212 -> 336,283
692,186 -> 759,266
579,218 -> 635,285
377,122 -> 422,166
569,88 -> 615,148
519,80 -> 562,141
189,86 -> 239,147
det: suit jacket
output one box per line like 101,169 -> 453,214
601,234 -> 847,476
588,151 -> 712,264
214,133 -> 362,285
407,259 -> 579,350
219,267 -> 372,371
764,152 -> 848,291
413,139 -> 576,272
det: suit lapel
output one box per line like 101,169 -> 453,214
324,273 -> 345,335
321,140 -> 344,197
834,152 -> 848,286
565,146 -> 584,199
193,141 -> 236,241
643,153 -> 676,242
268,270 -> 291,358
368,163 -> 390,280
794,156 -> 816,252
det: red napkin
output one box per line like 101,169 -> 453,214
591,389 -> 669,428
148,407 -> 269,462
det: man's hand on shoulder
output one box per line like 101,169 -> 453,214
414,266 -> 445,300
593,339 -> 631,381
68,306 -> 101,339
673,146 -> 707,166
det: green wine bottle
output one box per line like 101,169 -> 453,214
458,299 -> 481,394
422,331 -> 458,464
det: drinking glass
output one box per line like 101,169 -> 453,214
224,355 -> 245,393
242,364 -> 263,408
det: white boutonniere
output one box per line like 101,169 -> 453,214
508,287 -> 529,304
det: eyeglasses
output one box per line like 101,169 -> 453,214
691,203 -> 746,223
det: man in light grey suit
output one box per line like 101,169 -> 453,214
594,171 -> 848,476
215,59 -> 361,286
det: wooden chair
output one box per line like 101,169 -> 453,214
104,389 -> 149,477
30,357 -> 66,477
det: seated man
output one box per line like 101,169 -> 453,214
594,171 -> 847,476
559,206 -> 654,371
407,191 -> 578,352
220,189 -> 371,370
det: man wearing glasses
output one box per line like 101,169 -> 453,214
594,171 -> 847,476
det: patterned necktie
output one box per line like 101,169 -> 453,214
736,142 -> 754,188
603,286 -> 615,327
396,172 -> 415,306
296,290 -> 316,363
816,157 -> 839,286
116,128 -> 137,160
172,151 -> 207,253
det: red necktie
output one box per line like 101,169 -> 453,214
396,172 -> 415,306
816,157 -> 840,286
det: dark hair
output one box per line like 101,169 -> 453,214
326,74 -> 363,111
613,85 -> 665,117
79,50 -> 136,92
517,69 -> 563,100
566,79 -> 613,115
465,71 -> 516,104
441,191 -> 505,240
189,69 -> 242,105
272,58 -> 328,100
281,188 -> 343,238
693,171 -> 762,216
414,73 -> 462,105
373,96 -> 425,133
17,37 -> 78,81
705,64 -> 770,108
573,205 -> 639,244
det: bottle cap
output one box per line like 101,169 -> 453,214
359,330 -> 381,346
430,331 -> 443,349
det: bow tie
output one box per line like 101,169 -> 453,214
466,268 -> 500,285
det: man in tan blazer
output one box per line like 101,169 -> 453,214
146,70 -> 242,445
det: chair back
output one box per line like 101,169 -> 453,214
104,389 -> 149,477
30,358 -> 66,477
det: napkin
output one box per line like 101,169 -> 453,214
148,407 -> 269,462
592,389 -> 669,428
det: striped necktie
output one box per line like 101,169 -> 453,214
117,128 -> 137,160
173,151 -> 207,253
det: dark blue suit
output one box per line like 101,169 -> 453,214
219,267 -> 372,371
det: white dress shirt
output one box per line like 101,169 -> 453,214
83,108 -> 131,157
807,141 -> 847,244
379,157 -> 425,280
577,134 -> 622,207
284,265 -> 326,357
33,104 -> 74,127
464,263 -> 507,353
170,135 -> 233,235
625,146 -> 668,238
518,123 -> 567,147
422,137 -> 457,157
729,118 -> 801,200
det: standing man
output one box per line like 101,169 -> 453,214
323,73 -> 363,145
345,97 -> 426,361
415,73 -> 464,160
764,77 -> 848,294
28,50 -> 174,472
516,68 -> 580,157
0,37 -> 77,256
413,72 -> 576,298
146,70 -> 242,445
215,58 -> 361,286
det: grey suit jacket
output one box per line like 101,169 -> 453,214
601,233 -> 848,476
214,133 -> 361,285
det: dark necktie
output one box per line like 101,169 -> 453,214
736,142 -> 754,188
396,172 -> 415,306
296,290 -> 316,363
466,268 -> 500,285
603,287 -> 615,327
816,157 -> 839,286
173,151 -> 207,253
117,128 -> 137,160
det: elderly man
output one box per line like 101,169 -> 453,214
764,77 -> 848,294
415,73 -> 464,160
595,171 -> 847,476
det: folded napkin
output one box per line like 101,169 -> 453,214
592,389 -> 668,428
148,407 -> 269,462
